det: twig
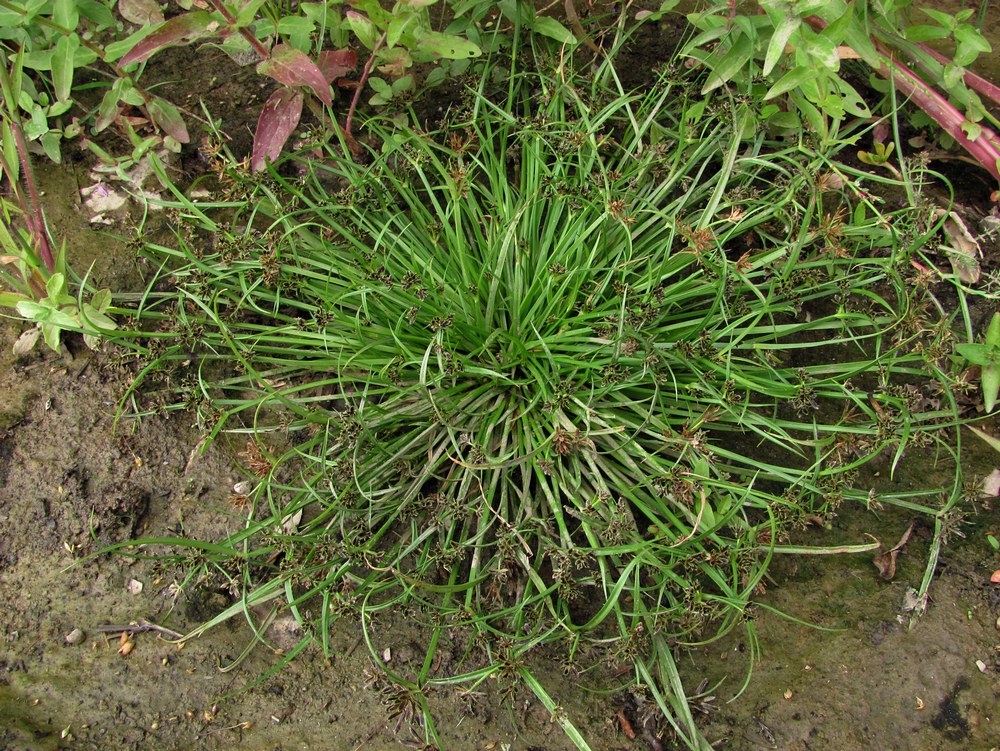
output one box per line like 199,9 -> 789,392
95,618 -> 184,640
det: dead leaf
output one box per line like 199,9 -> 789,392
874,521 -> 915,580
933,207 -> 981,283
13,327 -> 41,356
280,508 -> 303,535
983,469 -> 1000,497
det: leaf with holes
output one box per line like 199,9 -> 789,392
257,44 -> 331,106
252,88 -> 303,172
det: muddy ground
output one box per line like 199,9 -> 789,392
3,230 -> 1000,751
4,5 -> 1000,750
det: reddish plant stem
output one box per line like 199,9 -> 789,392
345,33 -> 386,138
912,41 -> 1000,109
10,121 -> 55,273
205,0 -> 270,60
805,15 -> 1000,181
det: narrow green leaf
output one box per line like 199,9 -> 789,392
413,30 -> 481,59
702,34 -> 753,93
763,16 -> 799,77
52,33 -> 79,102
764,65 -> 812,100
531,16 -> 575,45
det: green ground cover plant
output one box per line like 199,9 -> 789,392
108,30 -> 981,750
669,0 -> 1000,180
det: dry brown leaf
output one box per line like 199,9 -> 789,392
874,521 -> 915,580
933,208 -> 981,283
982,468 -> 1000,497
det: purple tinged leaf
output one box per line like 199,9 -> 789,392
118,12 -> 215,67
118,0 -> 164,26
252,88 -> 303,172
317,49 -> 357,84
147,96 -> 190,143
257,44 -> 332,107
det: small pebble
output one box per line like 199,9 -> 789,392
65,628 -> 85,645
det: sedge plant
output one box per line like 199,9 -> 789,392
114,37 -> 975,750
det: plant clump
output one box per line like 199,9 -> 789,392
120,45 -> 970,749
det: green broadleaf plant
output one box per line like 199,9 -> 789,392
956,312 -> 1000,412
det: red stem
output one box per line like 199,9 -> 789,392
10,122 -> 55,274
913,41 -> 1000,109
804,15 -> 1000,181
205,0 -> 270,60
871,41 -> 1000,180
345,33 -> 386,137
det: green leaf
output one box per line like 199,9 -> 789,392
903,24 -> 950,42
22,49 -> 54,72
76,0 -> 115,27
763,15 -> 799,77
413,30 -> 480,59
954,25 -> 991,67
15,300 -> 49,321
920,8 -> 957,31
799,32 -> 839,70
702,34 -> 753,93
235,0 -> 269,27
147,96 -> 190,143
45,272 -> 68,302
40,130 -> 61,163
345,10 -> 378,49
277,15 -> 316,52
386,7 -> 418,48
52,33 -> 79,102
531,16 -> 575,45
984,365 -> 1000,412
956,342 -> 989,366
764,65 -> 812,100
986,312 -> 1000,348
53,0 -> 79,30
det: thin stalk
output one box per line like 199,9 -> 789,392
9,121 -> 54,273
204,0 -> 270,59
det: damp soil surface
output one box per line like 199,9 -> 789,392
5,7 -> 1000,751
3,327 -> 1000,751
